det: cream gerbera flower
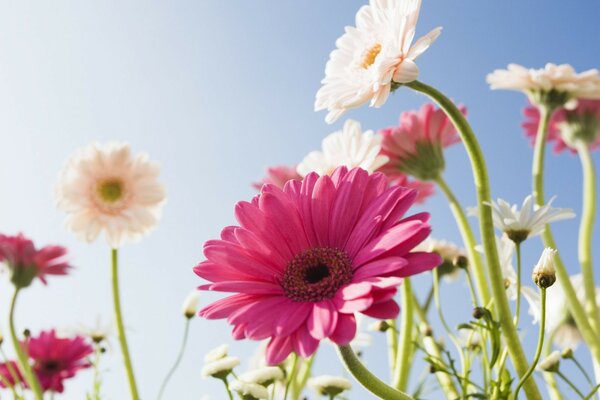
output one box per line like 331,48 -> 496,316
315,0 -> 442,123
487,63 -> 600,107
297,119 -> 388,176
56,142 -> 166,248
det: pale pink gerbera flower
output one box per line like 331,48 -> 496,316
522,100 -> 600,153
252,165 -> 302,190
487,63 -> 600,106
195,167 -> 440,365
56,142 -> 166,248
378,103 -> 464,181
315,0 -> 442,123
25,330 -> 94,393
0,233 -> 71,288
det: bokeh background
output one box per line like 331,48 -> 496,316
1,1 -> 599,398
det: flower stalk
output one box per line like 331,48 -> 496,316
407,79 -> 542,400
157,318 -> 191,400
393,278 -> 414,391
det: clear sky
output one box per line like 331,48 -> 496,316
0,1 -> 599,399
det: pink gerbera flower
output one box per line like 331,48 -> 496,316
195,167 -> 440,365
523,100 -> 600,153
0,361 -> 24,389
378,103 -> 465,181
25,330 -> 93,393
252,165 -> 302,190
0,234 -> 71,288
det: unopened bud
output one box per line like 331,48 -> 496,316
532,248 -> 557,289
561,348 -> 573,359
538,351 -> 561,373
182,291 -> 200,319
420,324 -> 433,337
472,307 -> 485,320
453,255 -> 469,270
369,321 -> 390,332
23,329 -> 31,337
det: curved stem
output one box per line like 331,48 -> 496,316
434,174 -> 489,306
406,80 -> 541,400
393,279 -> 414,391
111,249 -> 140,400
532,105 -> 600,364
337,345 -> 413,399
513,287 -> 546,399
556,371 -> 585,398
8,289 -> 43,400
576,141 -> 600,335
542,330 -> 564,400
156,319 -> 191,400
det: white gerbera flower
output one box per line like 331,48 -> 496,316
297,119 -> 388,176
487,63 -> 600,103
522,274 -> 600,349
229,380 -> 269,400
56,142 -> 166,248
238,367 -> 284,386
308,375 -> 352,397
201,356 -> 240,378
315,0 -> 442,123
182,290 -> 200,319
470,195 -> 575,243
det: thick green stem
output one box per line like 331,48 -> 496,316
576,141 -> 600,336
221,378 -> 234,400
514,243 -> 522,326
8,289 -> 43,400
434,174 -> 490,306
336,345 -> 413,399
407,80 -> 541,399
513,288 -> 546,399
393,279 -> 414,391
157,319 -> 191,400
532,105 -> 600,363
111,249 -> 140,400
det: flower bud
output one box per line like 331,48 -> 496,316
472,307 -> 485,320
532,248 -> 557,289
204,344 -> 228,363
537,350 -> 561,373
182,291 -> 200,319
201,356 -> 240,380
368,321 -> 390,332
453,255 -> 469,270
308,375 -> 352,397
561,348 -> 573,359
238,366 -> 285,387
229,380 -> 269,400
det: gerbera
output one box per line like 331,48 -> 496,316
315,0 -> 442,123
522,100 -> 600,153
0,233 -> 70,288
56,142 -> 166,248
25,330 -> 93,393
195,167 -> 440,364
487,63 -> 600,107
378,103 -> 464,181
297,120 -> 388,177
252,165 -> 302,190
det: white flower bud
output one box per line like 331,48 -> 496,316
182,291 -> 200,319
201,356 -> 240,379
532,248 -> 557,289
229,380 -> 269,400
204,344 -> 229,363
537,350 -> 561,372
308,375 -> 352,397
238,366 -> 284,386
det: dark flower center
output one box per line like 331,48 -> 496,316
282,247 -> 353,302
38,360 -> 62,374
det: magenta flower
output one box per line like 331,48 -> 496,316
0,234 -> 71,288
252,165 -> 302,190
195,167 -> 440,365
25,330 -> 93,393
0,361 -> 24,388
523,100 -> 600,153
378,103 -> 465,181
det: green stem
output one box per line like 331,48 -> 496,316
284,353 -> 298,400
513,288 -> 547,399
8,289 -> 43,400
221,378 -> 234,400
336,345 -> 413,399
570,356 -> 593,386
576,141 -> 600,336
157,318 -> 191,400
393,279 -> 414,390
434,174 -> 490,306
408,79 -> 541,400
542,330 -> 564,400
111,249 -> 140,400
532,105 -> 600,364
0,348 -> 24,394
293,354 -> 315,400
556,371 -> 585,399
387,319 -> 398,379
514,243 -> 522,326
585,384 -> 600,400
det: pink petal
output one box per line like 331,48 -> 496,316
362,300 -> 400,319
329,313 -> 357,345
352,257 -> 408,281
266,335 -> 294,365
293,326 -> 320,358
394,252 -> 441,277
307,301 -> 338,340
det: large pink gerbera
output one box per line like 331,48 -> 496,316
0,234 -> 71,288
25,330 -> 93,393
252,165 -> 302,190
523,100 -> 600,153
378,103 -> 465,181
195,167 -> 440,365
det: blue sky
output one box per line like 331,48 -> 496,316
0,1 -> 599,399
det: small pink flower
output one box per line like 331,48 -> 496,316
389,174 -> 435,204
0,361 -> 25,388
0,234 -> 71,287
252,165 -> 302,190
522,100 -> 600,153
25,330 -> 93,393
195,167 -> 440,365
378,103 -> 465,181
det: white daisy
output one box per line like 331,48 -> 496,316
229,380 -> 269,400
315,0 -> 442,123
201,356 -> 240,379
470,195 -> 575,243
238,367 -> 284,386
487,63 -> 600,102
296,119 -> 388,176
56,142 -> 166,248
204,344 -> 229,363
308,375 -> 352,397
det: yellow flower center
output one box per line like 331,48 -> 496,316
98,179 -> 123,203
361,43 -> 382,69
